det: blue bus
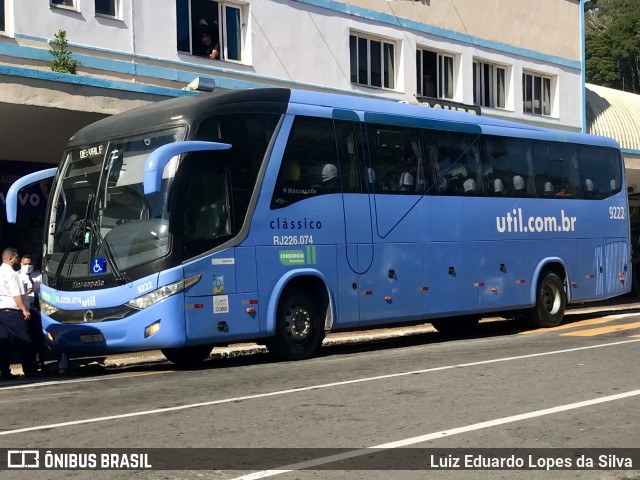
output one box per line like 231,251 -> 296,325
6,88 -> 630,365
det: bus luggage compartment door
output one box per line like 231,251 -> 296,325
478,241 -> 527,310
423,241 -> 479,317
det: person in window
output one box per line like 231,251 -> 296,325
398,172 -> 414,192
463,178 -> 477,194
543,181 -> 555,197
513,175 -> 526,196
309,164 -> 339,192
200,31 -> 220,60
493,178 -> 504,195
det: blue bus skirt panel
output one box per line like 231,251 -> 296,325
263,268 -> 337,336
255,245 -> 338,336
42,293 -> 187,356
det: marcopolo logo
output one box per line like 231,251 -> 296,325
279,247 -> 317,266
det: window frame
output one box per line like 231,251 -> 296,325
178,0 -> 248,64
523,71 -> 552,116
416,48 -> 455,100
50,0 -> 77,11
349,32 -> 396,90
473,60 -> 506,109
95,0 -> 120,19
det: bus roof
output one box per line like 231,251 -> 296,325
68,88 -> 620,150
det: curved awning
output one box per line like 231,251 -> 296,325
586,83 -> 640,152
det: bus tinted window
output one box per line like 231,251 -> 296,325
578,146 -> 622,199
423,130 -> 482,196
271,116 -> 340,209
367,124 -> 426,194
533,142 -> 580,198
335,120 -> 366,194
482,136 -> 535,197
198,113 -> 281,229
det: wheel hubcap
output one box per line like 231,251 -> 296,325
542,283 -> 561,315
285,304 -> 311,342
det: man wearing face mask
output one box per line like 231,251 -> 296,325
19,254 -> 45,372
0,248 -> 36,380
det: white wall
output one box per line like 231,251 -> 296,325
7,0 -> 583,130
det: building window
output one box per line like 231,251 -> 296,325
50,0 -> 76,9
523,72 -> 552,116
416,49 -> 454,99
95,0 -> 118,18
473,61 -> 506,109
349,33 -> 395,90
0,0 -> 5,32
176,0 -> 246,63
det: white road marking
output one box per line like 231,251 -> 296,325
0,339 -> 638,437
231,388 -> 640,479
0,371 -> 173,391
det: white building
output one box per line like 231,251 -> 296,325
0,0 -> 584,252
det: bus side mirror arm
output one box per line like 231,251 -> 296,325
143,141 -> 231,195
5,168 -> 58,224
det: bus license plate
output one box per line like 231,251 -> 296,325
80,334 -> 105,344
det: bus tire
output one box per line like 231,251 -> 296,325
266,288 -> 325,361
161,344 -> 213,367
431,315 -> 480,335
528,272 -> 566,328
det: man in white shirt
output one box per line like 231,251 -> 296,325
0,248 -> 35,380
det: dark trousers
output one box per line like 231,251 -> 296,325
0,308 -> 35,375
27,308 -> 46,364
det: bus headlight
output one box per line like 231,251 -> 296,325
126,274 -> 201,310
40,300 -> 59,316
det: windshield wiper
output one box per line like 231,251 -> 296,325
53,217 -> 86,289
52,194 -> 128,287
86,219 -> 129,285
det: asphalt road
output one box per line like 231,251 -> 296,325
1,305 -> 639,480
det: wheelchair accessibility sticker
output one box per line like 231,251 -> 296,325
91,258 -> 106,275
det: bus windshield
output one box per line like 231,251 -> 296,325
45,128 -> 185,279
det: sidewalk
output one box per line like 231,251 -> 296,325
10,298 -> 640,376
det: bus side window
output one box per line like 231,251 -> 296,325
182,172 -> 230,240
532,142 -> 581,199
481,136 -> 535,197
577,146 -> 622,199
425,130 -> 482,196
173,155 -> 232,259
270,116 -> 340,209
367,124 -> 425,194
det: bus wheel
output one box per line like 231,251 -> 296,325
431,315 -> 480,335
528,272 -> 566,328
161,344 -> 213,367
266,289 -> 325,361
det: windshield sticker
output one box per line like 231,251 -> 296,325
279,246 -> 317,266
91,258 -> 106,275
214,295 -> 229,314
496,209 -> 577,234
214,276 -> 225,295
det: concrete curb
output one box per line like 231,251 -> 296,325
10,300 -> 640,375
